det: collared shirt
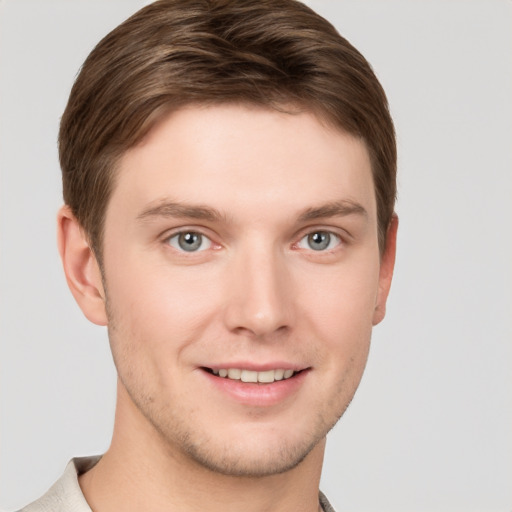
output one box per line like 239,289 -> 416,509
20,456 -> 336,512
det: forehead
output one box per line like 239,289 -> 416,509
109,103 -> 376,223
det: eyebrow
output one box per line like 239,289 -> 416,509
297,200 -> 368,222
137,201 -> 225,223
136,199 -> 367,224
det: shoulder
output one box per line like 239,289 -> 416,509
17,456 -> 100,512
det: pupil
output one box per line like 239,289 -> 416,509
309,232 -> 329,250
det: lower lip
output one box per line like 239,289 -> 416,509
201,369 -> 309,407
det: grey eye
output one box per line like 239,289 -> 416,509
168,231 -> 212,252
298,231 -> 341,251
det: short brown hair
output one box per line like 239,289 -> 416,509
59,0 -> 396,257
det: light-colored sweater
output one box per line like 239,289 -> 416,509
19,456 -> 336,512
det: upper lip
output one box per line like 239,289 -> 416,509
201,362 -> 309,372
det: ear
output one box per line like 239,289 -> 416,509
372,214 -> 398,326
57,206 -> 108,326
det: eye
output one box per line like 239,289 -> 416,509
297,231 -> 341,251
167,231 -> 212,252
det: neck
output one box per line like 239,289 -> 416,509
79,383 -> 326,512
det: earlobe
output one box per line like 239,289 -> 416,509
372,214 -> 398,326
57,206 -> 108,326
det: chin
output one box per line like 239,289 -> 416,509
146,408 -> 335,478
178,431 -> 323,478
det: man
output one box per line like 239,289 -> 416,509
21,0 -> 397,510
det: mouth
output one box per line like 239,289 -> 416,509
202,367 -> 304,384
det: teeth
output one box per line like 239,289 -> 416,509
227,368 -> 241,379
274,369 -> 285,381
241,370 -> 258,383
257,370 -> 275,383
212,368 -> 297,383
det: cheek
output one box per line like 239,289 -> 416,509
105,257 -> 222,350
103,264 -> 219,402
296,254 -> 379,389
300,256 -> 380,335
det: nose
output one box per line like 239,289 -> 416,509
223,244 -> 294,338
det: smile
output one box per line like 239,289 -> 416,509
205,368 -> 299,383
201,366 -> 309,405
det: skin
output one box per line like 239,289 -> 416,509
58,104 -> 397,512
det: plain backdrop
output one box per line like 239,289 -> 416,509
1,1 -> 511,511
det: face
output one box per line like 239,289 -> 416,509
97,104 -> 393,477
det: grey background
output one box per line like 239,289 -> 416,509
1,1 -> 511,510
